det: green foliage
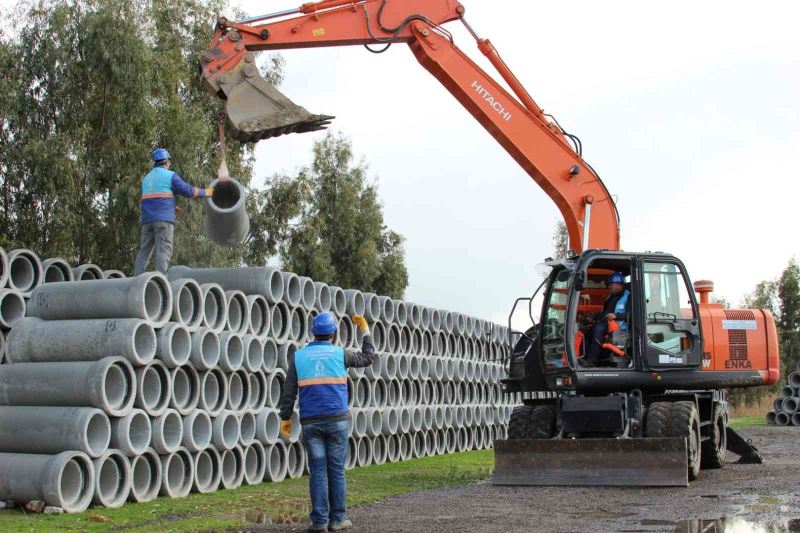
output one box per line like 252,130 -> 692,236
778,258 -> 800,373
0,0 -> 283,272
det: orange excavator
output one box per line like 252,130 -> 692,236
200,0 -> 779,486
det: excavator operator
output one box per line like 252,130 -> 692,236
585,272 -> 630,365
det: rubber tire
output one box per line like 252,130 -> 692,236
508,406 -> 533,440
645,401 -> 702,481
527,405 -> 556,439
701,403 -> 726,469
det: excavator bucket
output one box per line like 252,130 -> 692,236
493,438 -> 689,487
222,64 -> 334,143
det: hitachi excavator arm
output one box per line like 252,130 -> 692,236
200,0 -> 620,253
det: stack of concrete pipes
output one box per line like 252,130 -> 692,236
0,261 -> 511,513
0,247 -> 126,364
766,371 -> 800,426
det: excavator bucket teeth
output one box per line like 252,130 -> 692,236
493,437 -> 688,487
224,69 -> 334,143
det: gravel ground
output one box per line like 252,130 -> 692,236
254,426 -> 800,533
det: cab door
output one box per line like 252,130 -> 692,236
639,259 -> 703,369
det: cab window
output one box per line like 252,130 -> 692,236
644,262 -> 695,354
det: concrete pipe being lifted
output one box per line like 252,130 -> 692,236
298,276 -> 316,310
156,323 -> 192,368
7,317 -> 156,366
127,448 -> 162,503
170,365 -> 200,415
181,410 -> 213,452
393,300 -> 407,327
227,370 -> 252,413
199,368 -> 228,416
190,328 -> 220,370
247,295 -> 270,338
205,177 -> 250,246
220,446 -> 245,489
262,338 -> 278,372
151,409 -> 184,455
363,293 -> 380,322
0,357 -> 135,416
28,272 -> 172,327
111,409 -> 152,457
286,442 -> 306,479
92,449 -> 131,508
239,410 -> 257,446
256,408 -> 281,445
170,278 -> 204,331
7,249 -> 43,294
0,290 -> 26,329
192,447 -> 222,494
218,332 -> 244,372
314,282 -> 331,312
281,272 -> 302,307
243,335 -> 265,373
0,406 -> 110,458
73,263 -> 103,281
103,270 -> 127,279
330,286 -> 346,316
42,258 -> 74,283
0,450 -> 95,513
264,441 -> 288,482
134,360 -> 171,417
249,370 -> 268,411
225,290 -> 250,335
213,410 -> 241,451
200,283 -> 227,333
242,442 -> 267,485
371,435 -> 387,466
159,447 -> 194,499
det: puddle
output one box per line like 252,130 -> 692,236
675,517 -> 800,532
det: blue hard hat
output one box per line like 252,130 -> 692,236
151,148 -> 170,163
311,312 -> 337,336
608,272 -> 625,284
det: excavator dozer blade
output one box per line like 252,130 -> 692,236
224,68 -> 334,143
493,438 -> 688,487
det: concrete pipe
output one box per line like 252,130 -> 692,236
434,405 -> 445,430
411,329 -> 422,355
408,355 -> 420,381
330,286 -> 347,316
265,370 -> 285,408
290,305 -> 307,341
790,371 -> 800,388
399,433 -> 412,461
352,409 -> 368,438
371,435 -> 387,466
381,408 -> 398,436
168,266 -> 284,304
192,447 -> 222,494
766,411 -> 777,425
407,303 -> 421,329
277,342 -> 297,371
170,365 -> 200,415
159,447 -> 194,499
271,301 -> 291,343
402,379 -> 417,405
465,316 -> 475,338
363,292 -> 380,322
156,323 -> 191,367
398,326 -> 410,354
0,247 -> 6,288
419,358 -> 430,381
190,328 -> 220,370
473,427 -> 484,450
111,409 -> 151,457
435,429 -> 447,455
219,332 -> 244,372
170,278 -> 203,331
337,316 -> 353,349
103,270 -> 127,280
455,359 -> 466,382
356,437 -> 371,468
423,406 -> 435,431
199,368 -> 228,416
371,379 -> 387,408
73,263 -> 103,281
393,300 -> 407,327
181,410 -> 213,452
431,358 -> 444,381
432,331 -> 446,357
442,310 -> 453,334
0,290 -> 26,329
205,177 -> 250,246
774,398 -> 784,412
0,450 -> 94,513
151,409 -> 184,455
396,354 -> 410,380
377,354 -> 395,380
29,272 -> 172,326
227,369 -> 252,413
256,408 -> 281,445
444,358 -> 455,382
220,446 -> 245,489
411,407 -> 424,433
372,321 -> 387,353
280,410 -> 301,443
297,276 -> 315,310
240,410 -> 257,446
7,249 -> 43,294
263,338 -> 278,373
387,379 -> 401,407
6,317 -> 156,366
386,323 -> 400,354
313,282 -> 332,312
200,283 -> 227,333
285,442 -> 306,479
128,448 -> 162,503
225,290 -> 250,335
0,406 -> 109,458
387,434 -> 400,463
134,360 -> 171,417
464,406 -> 474,428
0,357 -> 136,416
305,309 -> 317,342
421,330 -> 432,356
247,295 -> 270,338
92,449 -> 131,508
250,370 -> 269,411
243,442 -> 268,485
354,377 -> 370,408
430,309 -> 441,332
344,289 -> 365,316
377,295 -> 394,323
412,433 -> 424,459
445,427 -> 457,454
281,272 -> 302,307
465,360 -> 476,382
399,407 -> 412,434
212,410 -> 241,451
347,375 -> 356,409
784,397 -> 799,413
444,405 -> 454,428
42,258 -> 74,283
792,413 -> 800,427
346,438 -> 358,470
420,306 -> 431,331
264,441 -> 288,482
458,427 -> 472,452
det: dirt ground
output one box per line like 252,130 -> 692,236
255,426 -> 800,533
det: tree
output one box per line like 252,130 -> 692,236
0,0 -> 283,272
743,280 -> 779,317
274,132 -> 409,298
552,221 -> 569,259
778,258 -> 800,372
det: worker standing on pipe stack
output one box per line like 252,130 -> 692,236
279,311 -> 375,532
133,148 -> 214,275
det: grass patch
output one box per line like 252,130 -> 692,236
729,416 -> 767,429
0,450 -> 493,532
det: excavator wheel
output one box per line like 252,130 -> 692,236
701,403 -> 727,469
508,406 -> 533,439
527,405 -> 557,439
646,401 -> 701,480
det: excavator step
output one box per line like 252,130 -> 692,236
493,437 -> 688,487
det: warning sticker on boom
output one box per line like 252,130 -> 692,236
722,320 -> 757,330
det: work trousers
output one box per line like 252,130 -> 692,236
133,221 -> 174,275
585,321 -> 610,363
301,419 -> 349,527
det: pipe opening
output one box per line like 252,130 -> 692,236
227,335 -> 244,368
166,453 -> 187,491
144,280 -> 165,323
250,301 -> 264,334
269,271 -> 283,300
162,411 -> 183,449
104,364 -> 130,411
229,373 -> 244,409
9,255 -> 34,291
87,412 -> 111,457
61,458 -> 87,509
44,264 -> 67,283
204,292 -> 220,328
141,367 -> 164,410
135,323 -> 157,361
131,455 -> 152,495
228,298 -> 243,331
171,328 -> 191,364
221,449 -> 237,485
201,332 -> 220,367
195,450 -> 213,488
211,180 -> 242,209
191,413 -> 213,448
172,368 -> 191,408
0,291 -> 25,326
129,412 -> 151,452
97,455 -> 122,502
203,373 -> 222,410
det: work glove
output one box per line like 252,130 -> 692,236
352,315 -> 369,335
204,187 -> 214,197
280,420 -> 292,440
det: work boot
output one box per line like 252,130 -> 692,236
328,519 -> 353,531
307,523 -> 328,532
